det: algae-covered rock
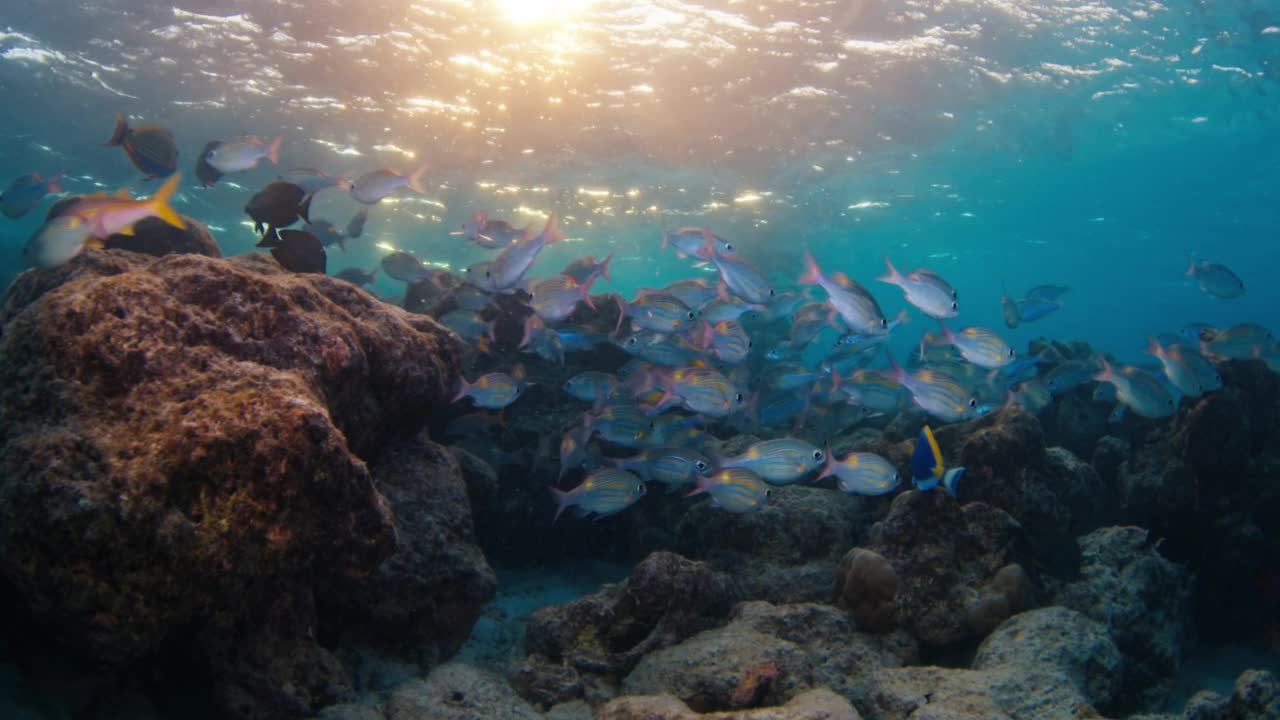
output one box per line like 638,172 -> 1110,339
833,548 -> 898,632
0,251 -> 460,719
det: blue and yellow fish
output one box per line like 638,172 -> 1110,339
911,425 -> 965,495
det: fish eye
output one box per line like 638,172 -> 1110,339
747,341 -> 753,348
735,392 -> 743,402
686,311 -> 695,319
765,489 -> 772,497
880,318 -> 888,327
648,421 -> 655,429
626,337 -> 638,346
951,302 -> 958,310
768,289 -> 775,297
812,450 -> 823,460
695,460 -> 709,472
725,243 -> 734,252
968,398 -> 978,407
1008,349 -> 1015,356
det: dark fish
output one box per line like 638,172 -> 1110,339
2,172 -> 63,219
334,267 -> 378,286
244,181 -> 313,234
262,229 -> 325,274
103,112 -> 178,179
346,208 -> 369,239
195,140 -> 225,187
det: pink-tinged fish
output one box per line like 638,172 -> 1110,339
451,365 -> 527,409
689,468 -> 770,513
1093,357 -> 1176,419
798,251 -> 887,336
706,245 -> 773,305
702,320 -> 751,364
530,273 -> 598,324
66,172 -> 185,239
615,290 -> 699,335
205,135 -> 283,173
548,468 -> 646,523
1145,337 -> 1202,398
350,166 -> 428,204
877,257 -> 958,319
481,214 -> 564,291
563,253 -> 613,285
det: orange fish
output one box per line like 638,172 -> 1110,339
68,173 -> 185,239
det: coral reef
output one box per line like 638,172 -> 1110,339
0,250 -> 461,719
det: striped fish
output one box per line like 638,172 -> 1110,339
878,257 -> 958,319
689,468 -> 770,513
819,450 -> 901,496
585,404 -> 652,447
709,248 -> 774,305
559,425 -> 590,481
662,367 -> 741,418
720,438 -> 824,484
1093,358 -> 1176,419
701,297 -> 765,324
606,446 -> 711,489
549,468 -> 646,522
617,291 -> 699,334
564,371 -> 622,404
704,320 -> 752,364
665,278 -> 718,309
451,369 -> 525,409
936,321 -> 1015,369
884,355 -> 980,423
662,225 -> 734,258
835,369 -> 909,413
616,331 -> 704,366
531,273 -> 597,324
798,251 -> 887,336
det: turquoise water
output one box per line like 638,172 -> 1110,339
3,1 -> 1280,718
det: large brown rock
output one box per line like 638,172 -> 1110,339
0,250 -> 461,718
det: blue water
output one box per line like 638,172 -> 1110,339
3,1 -> 1280,718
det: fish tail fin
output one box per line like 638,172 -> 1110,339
578,276 -> 598,310
598,252 -> 613,282
405,165 -> 428,194
699,321 -> 713,352
1093,356 -> 1114,384
148,173 -> 185,230
798,250 -> 822,285
336,173 -> 354,192
103,113 -> 129,146
266,135 -> 283,165
519,316 -> 537,349
876,255 -> 902,285
1144,336 -> 1162,358
830,368 -> 842,392
298,193 -> 314,224
612,293 -> 627,337
817,443 -> 835,480
46,172 -> 65,195
451,377 -> 472,403
1185,255 -> 1197,277
894,308 -> 911,326
883,350 -> 906,384
548,486 -> 571,524
541,213 -> 564,244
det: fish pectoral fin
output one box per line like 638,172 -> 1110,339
84,238 -> 106,250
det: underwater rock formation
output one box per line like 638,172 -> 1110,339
622,601 -> 915,713
325,431 -> 497,670
383,662 -> 541,720
864,489 -> 1031,648
596,688 -> 862,720
864,606 -> 1122,719
674,483 -> 869,604
1053,526 -> 1193,710
1179,669 -> 1280,720
946,406 -> 1113,573
0,250 -> 461,719
523,551 -> 736,681
832,548 -> 898,632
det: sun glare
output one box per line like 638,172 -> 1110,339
495,0 -> 593,24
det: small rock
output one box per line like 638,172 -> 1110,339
833,548 -> 898,632
596,688 -> 861,720
384,663 -> 540,720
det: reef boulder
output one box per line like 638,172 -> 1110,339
0,250 -> 460,719
864,489 -> 1032,648
1052,526 -> 1193,710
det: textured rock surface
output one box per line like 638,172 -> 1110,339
864,605 -> 1122,719
597,688 -> 862,720
326,432 -> 496,669
524,552 -> 736,678
384,663 -> 540,720
623,602 -> 915,713
674,484 -> 869,604
0,250 -> 460,718
1053,526 -> 1192,709
865,489 -> 1030,647
833,548 -> 898,632
946,407 -> 1112,573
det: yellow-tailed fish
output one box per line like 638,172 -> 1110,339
68,172 -> 185,238
911,425 -> 965,494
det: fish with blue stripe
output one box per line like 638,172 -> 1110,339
688,468 -> 770,513
549,468 -> 646,522
719,438 -> 824,484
